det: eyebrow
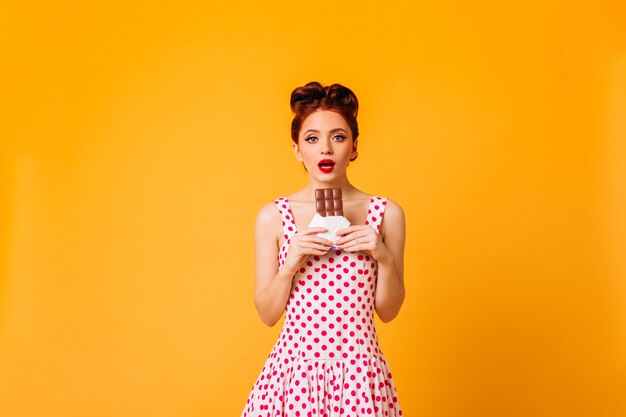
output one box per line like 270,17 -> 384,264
302,128 -> 348,135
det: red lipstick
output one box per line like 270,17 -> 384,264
318,159 -> 335,173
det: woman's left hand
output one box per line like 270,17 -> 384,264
335,225 -> 391,263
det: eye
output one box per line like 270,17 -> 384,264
304,136 -> 318,143
333,135 -> 346,141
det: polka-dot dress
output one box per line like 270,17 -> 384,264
241,196 -> 403,417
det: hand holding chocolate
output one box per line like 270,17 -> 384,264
307,188 -> 351,249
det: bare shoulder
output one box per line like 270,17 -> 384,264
383,198 -> 405,220
381,198 -> 406,239
255,200 -> 282,241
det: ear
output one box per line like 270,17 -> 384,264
350,139 -> 358,158
293,142 -> 303,162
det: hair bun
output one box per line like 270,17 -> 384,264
290,81 -> 326,114
326,84 -> 358,117
289,81 -> 360,144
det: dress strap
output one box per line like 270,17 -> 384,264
365,196 -> 388,234
273,197 -> 297,241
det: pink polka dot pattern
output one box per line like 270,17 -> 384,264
241,196 -> 402,417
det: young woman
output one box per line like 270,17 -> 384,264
241,81 -> 406,417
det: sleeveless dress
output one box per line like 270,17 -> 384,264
241,195 -> 403,417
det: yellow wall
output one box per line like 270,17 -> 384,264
1,1 -> 625,416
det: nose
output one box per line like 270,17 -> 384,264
320,137 -> 333,154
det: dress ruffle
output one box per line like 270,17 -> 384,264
243,353 -> 402,417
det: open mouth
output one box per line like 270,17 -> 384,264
318,159 -> 335,173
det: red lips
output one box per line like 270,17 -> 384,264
318,159 -> 335,173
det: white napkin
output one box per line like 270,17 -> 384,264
307,213 -> 351,249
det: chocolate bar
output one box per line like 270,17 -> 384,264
309,188 -> 350,249
315,188 -> 343,217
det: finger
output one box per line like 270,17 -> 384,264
341,243 -> 367,252
293,235 -> 332,246
301,227 -> 329,235
296,242 -> 332,252
300,235 -> 334,245
302,248 -> 331,256
335,232 -> 365,245
336,228 -> 369,240
339,236 -> 370,249
335,226 -> 358,236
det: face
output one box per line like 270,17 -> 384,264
293,110 -> 358,178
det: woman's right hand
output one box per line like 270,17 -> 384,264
282,227 -> 334,275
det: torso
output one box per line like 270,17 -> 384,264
276,192 -> 377,250
269,193 -> 390,360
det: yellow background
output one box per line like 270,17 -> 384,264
1,1 -> 625,416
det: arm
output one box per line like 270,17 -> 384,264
252,202 -> 295,327
373,199 -> 406,322
252,203 -> 333,327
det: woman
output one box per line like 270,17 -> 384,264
241,81 -> 406,417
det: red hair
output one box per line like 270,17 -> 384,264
290,81 -> 359,144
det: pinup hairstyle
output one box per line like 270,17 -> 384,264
290,81 -> 359,144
